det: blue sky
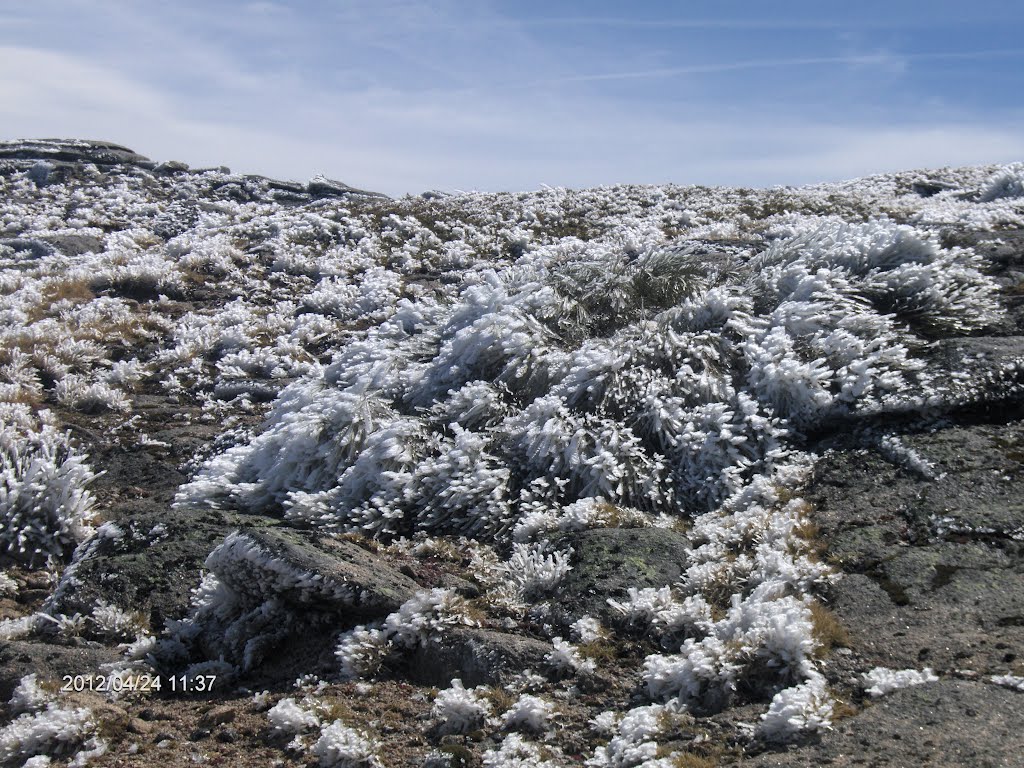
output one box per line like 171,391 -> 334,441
2,0 -> 1023,195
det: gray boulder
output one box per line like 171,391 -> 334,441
748,680 -> 1024,767
205,528 -> 419,616
809,421 -> 1024,674
0,139 -> 153,167
166,529 -> 420,672
307,174 -> 388,199
926,336 -> 1024,412
407,627 -> 553,687
0,238 -> 56,260
553,527 -> 692,621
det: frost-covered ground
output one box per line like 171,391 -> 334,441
1,141 -> 1023,767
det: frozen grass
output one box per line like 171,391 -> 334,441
0,676 -> 99,766
432,679 -> 492,735
0,405 -> 99,565
2,155 -> 1022,765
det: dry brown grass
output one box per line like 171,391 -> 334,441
831,697 -> 860,721
338,531 -> 381,552
810,600 -> 850,655
461,598 -> 489,627
481,686 -> 515,714
319,696 -> 356,723
656,742 -> 725,767
790,503 -> 830,562
0,386 -> 43,406
577,640 -> 618,663
670,754 -> 720,768
45,278 -> 95,305
23,278 -> 96,323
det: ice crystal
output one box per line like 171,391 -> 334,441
268,697 -> 321,735
501,694 -> 554,733
546,637 -> 596,677
9,674 -> 51,715
311,720 -> 380,768
482,734 -> 561,768
758,670 -> 833,741
0,406 -> 98,565
335,588 -> 473,679
431,679 -> 492,734
0,704 -> 96,766
990,674 -> 1024,692
862,666 -> 938,696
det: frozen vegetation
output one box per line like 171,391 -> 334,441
1,140 -> 1023,765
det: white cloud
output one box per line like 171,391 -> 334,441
0,37 -> 1021,196
0,45 -> 165,121
752,124 -> 1024,183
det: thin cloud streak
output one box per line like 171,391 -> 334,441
527,49 -> 1024,87
525,55 -> 902,86
514,16 -> 853,30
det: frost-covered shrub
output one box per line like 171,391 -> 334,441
335,588 -> 474,679
757,670 -> 833,741
9,674 -> 51,715
170,233 -> 242,277
862,666 -> 938,696
0,571 -> 17,597
0,704 -> 96,766
311,720 -> 380,768
608,587 -> 712,644
501,694 -> 554,733
483,734 -> 561,768
586,703 -> 673,768
177,210 -> 1001,552
382,588 -> 473,648
431,679 -> 491,734
590,710 -> 620,735
641,587 -> 820,712
36,611 -> 87,639
268,697 -> 321,735
0,407 -> 98,565
644,635 -> 737,709
54,375 -> 130,414
504,543 -> 573,600
92,248 -> 182,298
979,163 -> 1024,202
748,219 -> 998,419
548,244 -> 715,338
514,497 -> 652,542
570,615 -> 605,643
335,626 -> 390,680
121,633 -> 158,663
89,600 -> 144,643
545,637 -> 596,677
721,592 -> 817,680
0,614 -> 40,641
301,267 -> 403,323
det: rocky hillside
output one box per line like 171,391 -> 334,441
0,139 -> 1022,767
